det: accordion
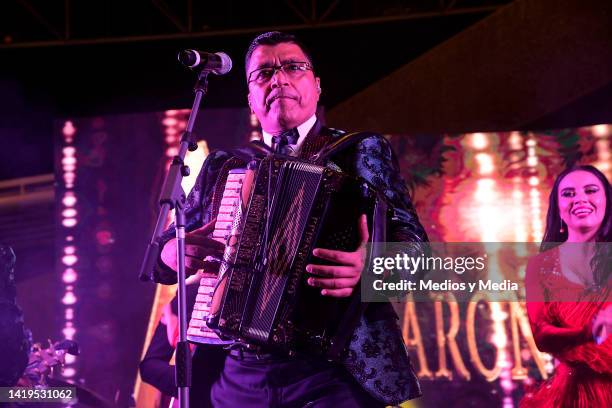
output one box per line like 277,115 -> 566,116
188,154 -> 379,358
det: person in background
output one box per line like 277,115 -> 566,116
522,165 -> 611,407
140,279 -> 225,408
0,244 -> 30,387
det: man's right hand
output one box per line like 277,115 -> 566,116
160,219 -> 226,275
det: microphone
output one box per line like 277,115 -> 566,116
177,50 -> 232,75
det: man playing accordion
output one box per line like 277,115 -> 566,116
153,31 -> 428,408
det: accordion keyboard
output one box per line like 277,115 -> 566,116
186,169 -> 246,345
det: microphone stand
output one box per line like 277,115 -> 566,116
139,69 -> 211,408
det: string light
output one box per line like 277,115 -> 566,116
60,121 -> 79,379
525,135 -> 543,241
470,132 -> 489,150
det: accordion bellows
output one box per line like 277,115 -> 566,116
188,155 -> 375,357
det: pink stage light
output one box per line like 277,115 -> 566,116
165,136 -> 178,144
62,121 -> 76,145
61,119 -> 79,380
526,156 -> 538,167
165,127 -> 178,136
474,178 -> 496,202
62,157 -> 77,166
62,193 -> 77,207
62,121 -> 76,136
62,323 -> 76,339
63,172 -> 75,185
62,218 -> 77,228
62,291 -> 77,305
62,208 -> 77,218
470,133 -> 489,150
162,117 -> 178,126
475,153 -> 494,175
62,269 -> 77,283
508,132 -> 523,150
62,254 -> 77,266
592,124 -> 609,137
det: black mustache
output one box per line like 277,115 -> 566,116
266,93 -> 297,106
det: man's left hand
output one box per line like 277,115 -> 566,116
306,214 -> 369,297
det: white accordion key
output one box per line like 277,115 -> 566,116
188,319 -> 206,328
220,197 -> 239,207
191,310 -> 208,320
212,230 -> 231,241
192,302 -> 210,311
214,221 -> 233,231
216,212 -> 235,222
195,295 -> 212,305
217,204 -> 236,214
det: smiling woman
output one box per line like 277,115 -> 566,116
541,165 -> 612,287
557,169 -> 607,241
521,164 -> 612,408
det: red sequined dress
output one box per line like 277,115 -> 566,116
520,247 -> 612,408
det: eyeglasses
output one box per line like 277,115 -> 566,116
247,62 -> 313,84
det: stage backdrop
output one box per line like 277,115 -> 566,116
53,108 -> 252,405
53,109 -> 610,407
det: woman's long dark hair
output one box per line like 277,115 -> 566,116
540,165 -> 611,286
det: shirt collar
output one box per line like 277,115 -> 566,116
262,114 -> 317,153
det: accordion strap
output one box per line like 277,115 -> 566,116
228,129 -> 373,165
310,129 -> 391,360
326,192 -> 388,361
311,131 -> 376,165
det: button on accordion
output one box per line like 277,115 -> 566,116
187,154 -> 380,359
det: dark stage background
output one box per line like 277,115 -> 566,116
1,1 -> 611,407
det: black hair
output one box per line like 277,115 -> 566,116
244,31 -> 314,74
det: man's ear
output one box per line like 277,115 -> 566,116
247,93 -> 254,114
316,77 -> 321,95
